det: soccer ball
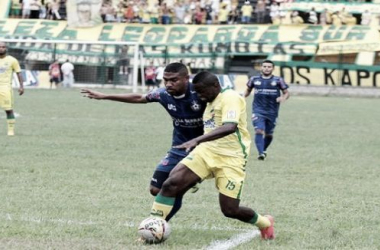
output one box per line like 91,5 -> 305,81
138,217 -> 171,244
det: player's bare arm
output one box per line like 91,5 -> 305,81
244,87 -> 252,98
276,89 -> 290,103
173,123 -> 237,152
17,72 -> 24,95
81,88 -> 147,103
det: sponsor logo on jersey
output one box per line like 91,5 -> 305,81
190,100 -> 201,111
226,110 -> 236,119
168,104 -> 177,111
271,81 -> 277,86
161,159 -> 169,166
254,80 -> 261,85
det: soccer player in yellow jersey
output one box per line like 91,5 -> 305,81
149,71 -> 275,240
0,42 -> 24,136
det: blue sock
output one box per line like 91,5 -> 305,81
264,136 -> 273,151
255,133 -> 265,155
165,196 -> 182,222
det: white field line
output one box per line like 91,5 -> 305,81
1,213 -> 248,232
205,230 -> 261,250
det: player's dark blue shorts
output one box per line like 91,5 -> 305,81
150,152 -> 184,189
252,114 -> 277,135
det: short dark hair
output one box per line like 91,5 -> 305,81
192,71 -> 219,87
262,59 -> 274,67
164,62 -> 188,76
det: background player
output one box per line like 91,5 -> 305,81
149,71 -> 275,240
0,42 -> 24,136
81,62 -> 205,221
244,60 -> 289,160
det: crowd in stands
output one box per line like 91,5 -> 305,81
8,0 -> 378,25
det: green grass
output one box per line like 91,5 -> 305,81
0,89 -> 379,249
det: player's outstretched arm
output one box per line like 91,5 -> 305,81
81,88 -> 147,103
173,123 -> 237,152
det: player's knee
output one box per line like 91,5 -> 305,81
255,129 -> 264,134
221,206 -> 239,218
150,186 -> 160,196
161,177 -> 181,195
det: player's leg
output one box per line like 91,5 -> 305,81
0,88 -> 16,136
150,153 -> 184,221
219,194 -> 274,239
151,163 -> 200,220
216,159 -> 274,239
252,114 -> 266,160
263,118 -> 276,156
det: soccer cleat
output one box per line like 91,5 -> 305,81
260,215 -> 275,240
263,151 -> 267,158
7,131 -> 15,136
257,154 -> 266,161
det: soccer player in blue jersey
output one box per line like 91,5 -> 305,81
244,60 -> 289,160
81,62 -> 206,221
149,71 -> 275,240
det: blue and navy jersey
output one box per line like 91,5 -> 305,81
145,84 -> 206,157
246,75 -> 288,119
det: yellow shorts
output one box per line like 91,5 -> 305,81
0,87 -> 14,110
181,144 -> 247,199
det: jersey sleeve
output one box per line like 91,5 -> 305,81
145,88 -> 163,103
277,77 -> 289,90
221,91 -> 242,124
11,58 -> 21,73
246,76 -> 257,89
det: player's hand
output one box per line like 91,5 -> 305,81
173,140 -> 198,153
276,96 -> 285,103
18,87 -> 24,95
81,88 -> 106,99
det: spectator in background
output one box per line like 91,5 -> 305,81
174,2 -> 186,24
49,60 -> 61,89
255,0 -> 266,24
22,0 -> 31,18
160,3 -> 171,24
204,3 -> 213,24
319,8 -> 331,25
149,3 -> 160,24
241,0 -> 253,24
118,45 -> 129,76
331,11 -> 342,26
269,2 -> 280,24
29,0 -> 41,19
145,62 -> 156,91
218,3 -> 229,24
155,63 -> 165,88
194,6 -> 204,24
361,10 -> 372,26
228,5 -> 238,24
291,11 -> 303,24
61,60 -> 75,88
139,2 -> 151,23
307,7 -> 318,25
124,2 -> 134,22
10,0 -> 22,18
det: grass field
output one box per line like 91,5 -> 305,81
1,88 -> 379,250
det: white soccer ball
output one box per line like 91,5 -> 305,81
138,217 -> 171,244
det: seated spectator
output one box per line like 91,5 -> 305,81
331,11 -> 342,26
204,3 -> 213,24
139,2 -> 150,23
255,0 -> 266,24
22,0 -> 31,18
194,6 -> 204,24
269,2 -> 280,24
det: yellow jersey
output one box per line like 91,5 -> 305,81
202,89 -> 251,159
0,55 -> 21,87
